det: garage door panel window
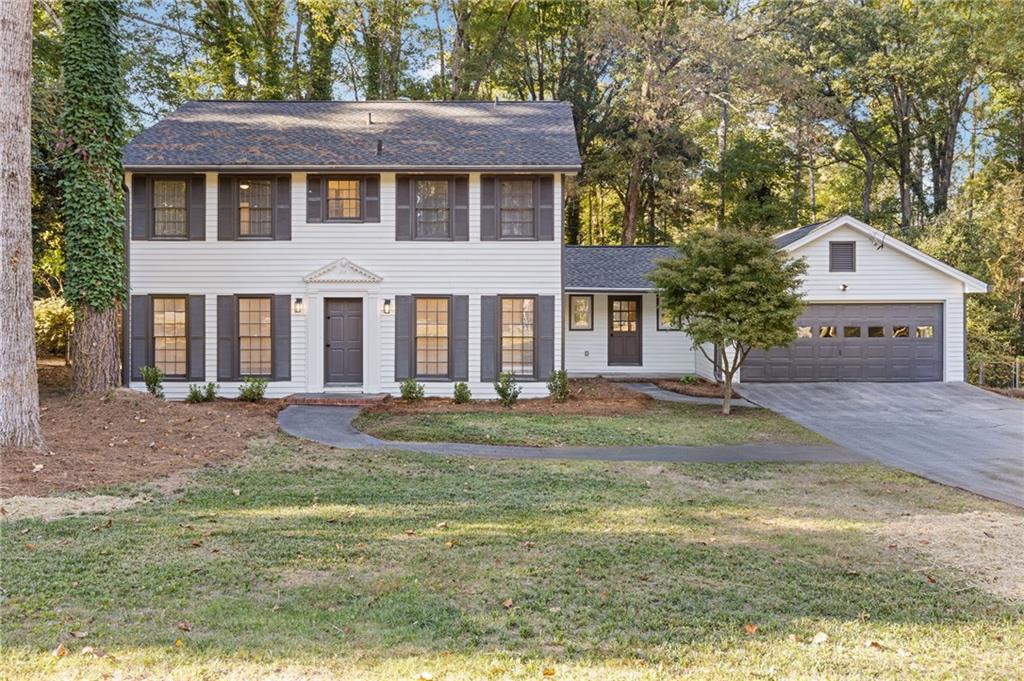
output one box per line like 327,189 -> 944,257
819,325 -> 837,338
796,326 -> 812,339
868,326 -> 885,338
916,325 -> 934,338
844,326 -> 861,338
893,326 -> 910,338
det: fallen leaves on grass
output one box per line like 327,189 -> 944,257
52,643 -> 67,657
177,621 -> 192,632
543,668 -> 556,676
811,632 -> 829,645
501,598 -> 514,609
80,646 -> 112,659
742,623 -> 758,635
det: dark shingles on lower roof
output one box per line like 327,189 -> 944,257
123,100 -> 581,169
564,246 -> 678,290
773,220 -> 828,248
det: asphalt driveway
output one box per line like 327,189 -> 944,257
738,382 -> 1024,507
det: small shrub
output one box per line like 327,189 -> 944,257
140,365 -> 164,398
34,296 -> 74,357
238,376 -> 267,402
547,369 -> 569,403
453,381 -> 472,404
400,378 -> 425,402
494,372 -> 521,407
679,375 -> 698,385
185,382 -> 218,404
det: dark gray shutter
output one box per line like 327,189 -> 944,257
306,174 -> 323,223
131,175 -> 150,240
273,175 -> 292,240
363,175 -> 380,222
452,295 -> 469,380
217,176 -> 238,240
537,295 -> 555,379
536,175 -> 555,241
395,176 -> 412,240
187,295 -> 205,380
452,176 -> 469,240
272,295 -> 291,380
480,176 -> 497,241
829,242 -> 856,271
217,295 -> 238,381
188,175 -> 206,240
394,295 -> 413,380
480,295 -> 499,381
129,295 -> 152,381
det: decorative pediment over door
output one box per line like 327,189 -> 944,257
303,258 -> 383,285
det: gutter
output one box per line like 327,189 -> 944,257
124,164 -> 583,173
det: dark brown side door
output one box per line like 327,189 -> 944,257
325,298 -> 363,384
608,295 -> 642,366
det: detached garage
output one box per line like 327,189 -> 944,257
741,216 -> 988,383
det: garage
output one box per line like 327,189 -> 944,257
743,303 -> 944,382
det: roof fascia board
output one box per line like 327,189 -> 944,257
782,215 -> 990,293
124,164 -> 582,173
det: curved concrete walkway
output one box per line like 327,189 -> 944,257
277,405 -> 863,464
622,382 -> 755,408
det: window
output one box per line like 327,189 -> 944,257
239,297 -> 272,375
501,297 -> 535,377
844,326 -> 861,338
239,179 -> 272,237
868,326 -> 886,338
892,325 -> 910,338
657,297 -> 680,331
414,179 -> 450,238
569,295 -> 593,331
499,179 -> 535,237
415,297 -> 449,378
829,241 -> 856,272
796,326 -> 813,339
153,180 -> 187,237
326,178 -> 360,220
818,325 -> 837,338
916,325 -> 934,338
153,296 -> 187,377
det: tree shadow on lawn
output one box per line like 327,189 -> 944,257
3,439 -> 1021,676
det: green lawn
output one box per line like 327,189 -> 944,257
2,436 -> 1021,680
353,402 -> 827,447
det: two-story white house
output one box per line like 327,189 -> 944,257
123,100 -> 987,399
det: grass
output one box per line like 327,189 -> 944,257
2,436 -> 1022,680
353,402 -> 827,447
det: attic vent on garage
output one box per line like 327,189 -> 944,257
829,241 -> 856,272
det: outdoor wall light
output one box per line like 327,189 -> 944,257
840,284 -> 849,292
239,182 -> 250,190
293,297 -> 305,314
383,298 -> 393,315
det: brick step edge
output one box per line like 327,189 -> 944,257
283,394 -> 391,407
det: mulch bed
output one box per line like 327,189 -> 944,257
984,386 -> 1024,400
653,378 -> 737,399
362,378 -> 652,418
1,362 -> 281,498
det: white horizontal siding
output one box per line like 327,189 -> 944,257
563,293 -> 695,377
127,171 -> 562,398
780,225 -> 966,382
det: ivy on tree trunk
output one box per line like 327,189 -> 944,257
60,0 -> 126,394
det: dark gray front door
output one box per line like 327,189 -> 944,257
325,298 -> 363,384
608,296 -> 642,366
743,303 -> 943,382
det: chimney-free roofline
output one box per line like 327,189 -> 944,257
124,164 -> 582,173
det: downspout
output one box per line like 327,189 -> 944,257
559,173 -> 566,374
122,181 -> 130,387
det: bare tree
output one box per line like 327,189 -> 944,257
0,0 -> 45,449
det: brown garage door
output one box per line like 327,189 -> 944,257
743,303 -> 943,382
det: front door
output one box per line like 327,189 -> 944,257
325,298 -> 363,384
608,295 -> 642,366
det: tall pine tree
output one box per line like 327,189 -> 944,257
61,0 -> 126,393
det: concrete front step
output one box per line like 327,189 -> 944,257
283,392 -> 390,407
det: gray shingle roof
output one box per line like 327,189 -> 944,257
773,220 -> 828,248
123,100 -> 581,169
564,246 -> 678,290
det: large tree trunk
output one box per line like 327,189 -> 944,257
716,98 -> 729,230
621,154 -> 643,245
70,304 -> 121,394
0,0 -> 45,450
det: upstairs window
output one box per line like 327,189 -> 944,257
829,241 -> 856,272
327,179 -> 361,220
414,179 -> 450,239
239,179 -> 273,237
499,179 -> 535,238
153,180 -> 187,238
